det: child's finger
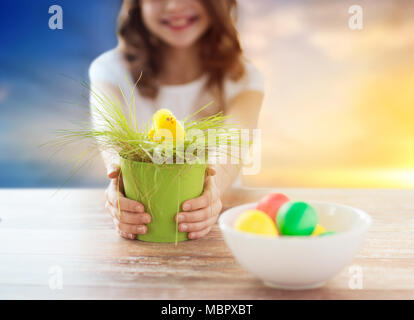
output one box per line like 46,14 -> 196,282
176,197 -> 221,223
119,222 -> 147,235
188,226 -> 212,240
117,228 -> 136,240
108,203 -> 151,224
107,164 -> 120,179
175,208 -> 209,223
206,166 -> 217,176
178,215 -> 217,233
106,184 -> 144,213
118,211 -> 151,225
114,174 -> 125,193
182,175 -> 219,211
113,218 -> 147,235
182,193 -> 208,212
182,187 -> 218,211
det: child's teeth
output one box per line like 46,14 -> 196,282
170,18 -> 188,27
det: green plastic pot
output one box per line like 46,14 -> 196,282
120,157 -> 206,243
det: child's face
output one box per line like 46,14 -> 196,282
141,0 -> 210,49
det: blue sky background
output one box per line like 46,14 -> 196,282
1,0 -> 413,188
0,0 -> 122,187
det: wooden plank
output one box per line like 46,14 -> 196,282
0,188 -> 413,299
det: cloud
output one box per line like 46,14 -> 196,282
235,0 -> 414,173
238,0 -> 414,61
308,21 -> 414,61
239,3 -> 305,49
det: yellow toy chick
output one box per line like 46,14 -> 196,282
148,109 -> 185,143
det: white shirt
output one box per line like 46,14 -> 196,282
89,48 -> 264,186
89,48 -> 264,125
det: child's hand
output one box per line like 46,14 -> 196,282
175,167 -> 222,240
104,164 -> 151,240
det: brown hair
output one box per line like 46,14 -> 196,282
117,0 -> 245,110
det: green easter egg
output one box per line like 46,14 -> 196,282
276,201 -> 318,236
319,231 -> 336,236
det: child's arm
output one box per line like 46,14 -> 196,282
215,89 -> 264,190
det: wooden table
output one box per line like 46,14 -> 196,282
0,188 -> 413,299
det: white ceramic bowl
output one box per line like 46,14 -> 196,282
219,201 -> 371,290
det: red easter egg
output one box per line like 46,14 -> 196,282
256,193 -> 290,221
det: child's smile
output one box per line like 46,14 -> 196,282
141,0 -> 210,48
160,14 -> 200,32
